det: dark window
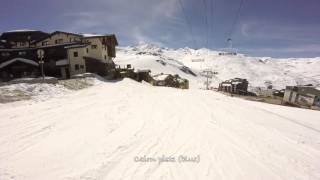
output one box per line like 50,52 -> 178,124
86,48 -> 89,53
75,64 -> 79,70
55,39 -> 63,44
104,55 -> 107,60
18,51 -> 26,56
1,52 -> 10,57
73,51 -> 78,57
80,65 -> 84,69
42,41 -> 48,46
91,45 -> 97,49
20,42 -> 26,46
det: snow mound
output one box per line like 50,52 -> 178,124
0,75 -> 107,103
0,83 -> 71,103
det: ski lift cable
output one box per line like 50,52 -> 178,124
177,0 -> 198,48
202,0 -> 209,49
227,0 -> 245,41
210,0 -> 215,48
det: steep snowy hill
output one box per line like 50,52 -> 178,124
0,78 -> 319,180
115,43 -> 320,90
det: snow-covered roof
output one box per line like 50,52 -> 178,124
153,74 -> 170,81
56,59 -> 69,66
81,33 -> 104,38
0,58 -> 38,68
4,29 -> 37,33
136,69 -> 151,73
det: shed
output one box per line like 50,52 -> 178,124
152,73 -> 189,89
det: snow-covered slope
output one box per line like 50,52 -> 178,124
115,43 -> 320,89
0,78 -> 319,179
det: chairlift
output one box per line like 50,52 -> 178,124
191,58 -> 204,62
218,38 -> 237,56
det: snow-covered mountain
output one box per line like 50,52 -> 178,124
115,43 -> 320,90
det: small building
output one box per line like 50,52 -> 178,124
135,70 -> 152,82
218,52 -> 237,56
218,78 -> 248,95
283,86 -> 320,108
152,73 -> 189,89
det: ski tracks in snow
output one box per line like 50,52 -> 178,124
0,80 -> 320,180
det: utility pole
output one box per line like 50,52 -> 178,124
200,67 -> 219,90
37,49 -> 45,82
201,69 -> 214,90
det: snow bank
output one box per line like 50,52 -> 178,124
0,83 -> 70,103
0,75 -> 106,103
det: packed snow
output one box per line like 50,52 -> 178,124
1,44 -> 320,179
115,43 -> 320,90
0,78 -> 319,180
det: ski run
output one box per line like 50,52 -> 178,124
1,44 -> 320,179
0,77 -> 320,180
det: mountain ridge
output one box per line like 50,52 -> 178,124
115,43 -> 320,90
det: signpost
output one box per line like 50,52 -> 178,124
37,49 -> 45,81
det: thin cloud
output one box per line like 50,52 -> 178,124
240,21 -> 320,43
60,0 -> 182,45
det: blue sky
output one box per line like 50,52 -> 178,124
1,0 -> 320,58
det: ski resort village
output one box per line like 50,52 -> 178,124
0,29 -> 320,180
1,0 -> 320,180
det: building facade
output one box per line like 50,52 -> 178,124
218,78 -> 249,95
283,86 -> 320,108
0,30 -> 118,81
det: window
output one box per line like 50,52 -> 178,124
42,41 -> 49,46
80,65 -> 84,69
1,52 -> 10,57
86,48 -> 89,53
75,64 -> 79,70
18,51 -> 26,56
73,51 -> 78,57
55,39 -> 63,44
20,42 -> 26,46
104,55 -> 107,60
91,45 -> 97,49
